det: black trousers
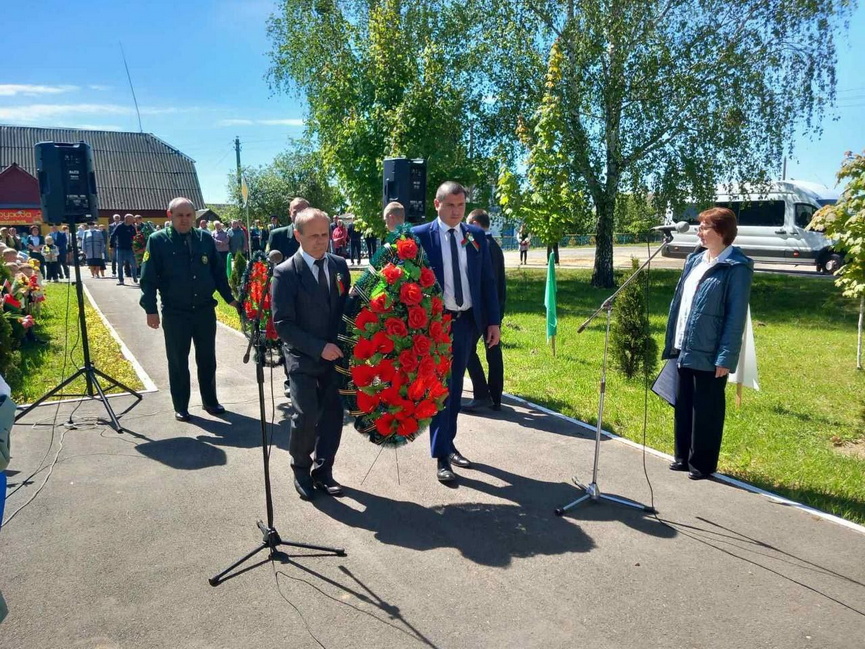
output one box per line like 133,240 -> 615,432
674,366 -> 728,474
349,239 -> 362,264
365,237 -> 377,259
466,339 -> 504,405
45,261 -> 60,281
59,254 -> 69,279
162,309 -> 219,412
288,364 -> 343,474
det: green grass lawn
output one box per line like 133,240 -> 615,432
505,267 -> 865,524
217,267 -> 865,523
9,282 -> 144,404
214,298 -> 242,331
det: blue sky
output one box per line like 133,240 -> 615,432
1,0 -> 864,204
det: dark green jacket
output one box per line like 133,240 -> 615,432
139,227 -> 234,315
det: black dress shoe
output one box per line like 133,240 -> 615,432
490,402 -> 502,412
293,474 -> 315,501
436,459 -> 456,483
669,460 -> 689,472
448,450 -> 472,469
175,411 -> 191,422
688,470 -> 711,481
461,397 -> 494,412
203,404 -> 226,415
311,472 -> 344,496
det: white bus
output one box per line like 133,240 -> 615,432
662,180 -> 842,273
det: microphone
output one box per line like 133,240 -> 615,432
651,221 -> 690,234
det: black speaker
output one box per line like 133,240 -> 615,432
35,141 -> 99,224
383,157 -> 426,223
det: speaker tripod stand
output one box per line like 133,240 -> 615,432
554,234 -> 674,517
14,224 -> 142,432
209,320 -> 345,586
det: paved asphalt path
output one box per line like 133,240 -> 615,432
1,274 -> 863,648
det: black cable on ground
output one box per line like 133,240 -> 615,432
3,276 -> 76,526
641,237 -> 657,514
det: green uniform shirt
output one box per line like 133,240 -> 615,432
139,227 -> 234,315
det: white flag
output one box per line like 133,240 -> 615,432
729,306 -> 759,391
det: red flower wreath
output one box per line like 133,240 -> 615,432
340,227 -> 452,446
239,251 -> 283,364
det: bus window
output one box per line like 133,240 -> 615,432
794,203 -> 816,228
719,200 -> 785,227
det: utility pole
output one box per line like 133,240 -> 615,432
782,156 -> 787,180
234,136 -> 242,197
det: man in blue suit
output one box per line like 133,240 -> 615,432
412,181 -> 501,483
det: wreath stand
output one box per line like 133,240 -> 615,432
209,266 -> 345,586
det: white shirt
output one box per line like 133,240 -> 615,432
436,217 -> 472,311
301,249 -> 330,288
674,246 -> 732,350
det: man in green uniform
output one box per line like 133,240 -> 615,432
139,197 -> 239,422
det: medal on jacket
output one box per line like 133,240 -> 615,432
202,255 -> 209,264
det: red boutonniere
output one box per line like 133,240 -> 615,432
336,273 -> 348,296
461,231 -> 480,251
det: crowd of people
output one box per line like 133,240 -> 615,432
139,184 -> 509,499
131,185 -> 755,498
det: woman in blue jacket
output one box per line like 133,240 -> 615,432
662,207 -> 753,480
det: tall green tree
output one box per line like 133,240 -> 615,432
225,141 -> 342,224
809,150 -> 865,369
481,0 -> 853,287
266,0 -> 499,237
497,41 -> 591,246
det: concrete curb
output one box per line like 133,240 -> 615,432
17,280 -> 158,410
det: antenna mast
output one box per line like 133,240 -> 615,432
119,42 -> 143,132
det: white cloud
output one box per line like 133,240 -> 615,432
0,103 -> 129,122
0,103 -> 193,123
0,84 -> 79,97
88,85 -> 111,91
259,118 -> 305,126
216,117 -> 304,127
217,118 -> 255,126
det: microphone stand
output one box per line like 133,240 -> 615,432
554,231 -> 675,517
209,315 -> 345,586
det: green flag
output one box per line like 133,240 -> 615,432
545,252 -> 557,341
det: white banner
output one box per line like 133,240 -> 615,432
729,306 -> 759,391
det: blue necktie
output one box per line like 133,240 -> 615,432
448,228 -> 464,308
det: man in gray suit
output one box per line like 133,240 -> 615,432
271,208 -> 351,500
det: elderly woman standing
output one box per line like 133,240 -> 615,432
212,221 -> 230,265
331,218 -> 347,257
80,222 -> 107,278
26,225 -> 46,279
662,207 -> 753,480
